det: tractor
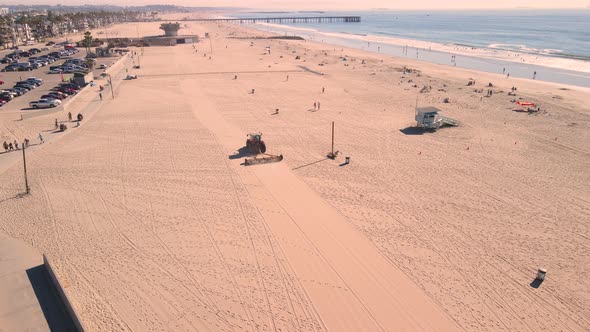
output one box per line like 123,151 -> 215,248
246,133 -> 266,154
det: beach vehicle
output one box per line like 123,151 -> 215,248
243,133 -> 283,165
30,98 -> 61,109
246,133 -> 266,154
415,106 -> 459,130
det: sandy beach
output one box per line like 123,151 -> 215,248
0,19 -> 589,331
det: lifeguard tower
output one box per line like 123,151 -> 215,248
415,107 -> 459,130
160,23 -> 181,36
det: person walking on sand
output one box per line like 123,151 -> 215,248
8,142 -> 13,151
533,71 -> 537,80
313,102 -> 317,110
55,118 -> 58,129
322,87 -> 325,93
99,93 -> 103,101
38,133 -> 44,144
14,140 -> 19,150
3,141 -> 7,152
68,112 -> 72,122
317,102 -> 321,110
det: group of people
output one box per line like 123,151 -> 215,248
3,138 -> 30,152
313,101 -> 321,111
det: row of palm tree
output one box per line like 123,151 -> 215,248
0,10 -> 145,49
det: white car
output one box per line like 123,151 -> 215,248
29,98 -> 60,109
48,68 -> 63,74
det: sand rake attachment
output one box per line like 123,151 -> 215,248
244,154 -> 284,166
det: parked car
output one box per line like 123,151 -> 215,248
15,83 -> 36,90
48,68 -> 63,74
17,80 -> 40,87
41,94 -> 65,101
58,83 -> 79,90
46,41 -> 55,46
16,63 -> 33,71
12,85 -> 31,95
5,88 -> 24,96
20,52 -> 32,57
26,77 -> 44,85
29,98 -> 61,109
55,87 -> 75,95
1,65 -> 18,72
0,92 -> 13,101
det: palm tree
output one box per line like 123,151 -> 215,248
82,31 -> 93,55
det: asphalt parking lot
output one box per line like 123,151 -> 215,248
0,43 -> 117,111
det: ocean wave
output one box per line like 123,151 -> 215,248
488,43 -> 565,55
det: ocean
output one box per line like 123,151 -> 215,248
230,10 -> 590,87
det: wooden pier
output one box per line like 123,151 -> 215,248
179,16 -> 361,24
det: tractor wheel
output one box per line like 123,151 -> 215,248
260,142 -> 266,154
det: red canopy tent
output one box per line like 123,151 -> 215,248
517,101 -> 536,107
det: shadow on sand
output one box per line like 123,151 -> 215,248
26,265 -> 77,331
399,127 -> 426,135
229,146 -> 250,160
530,278 -> 544,289
292,158 -> 329,170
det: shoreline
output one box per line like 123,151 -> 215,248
238,21 -> 590,87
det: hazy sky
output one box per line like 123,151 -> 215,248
3,0 -> 590,9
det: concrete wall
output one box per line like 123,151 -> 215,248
43,254 -> 86,332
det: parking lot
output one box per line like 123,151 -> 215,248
0,43 -> 117,111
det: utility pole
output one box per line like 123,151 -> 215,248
107,73 -> 114,99
327,121 -> 336,159
331,121 -> 334,156
22,144 -> 30,194
136,24 -> 142,67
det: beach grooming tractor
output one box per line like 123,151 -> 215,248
244,133 -> 283,165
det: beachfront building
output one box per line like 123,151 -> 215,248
142,22 -> 198,46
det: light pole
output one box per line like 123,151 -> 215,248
106,73 -> 114,99
22,143 -> 30,194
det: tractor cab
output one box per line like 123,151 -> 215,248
247,133 -> 262,142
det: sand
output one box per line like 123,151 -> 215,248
0,20 -> 589,331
